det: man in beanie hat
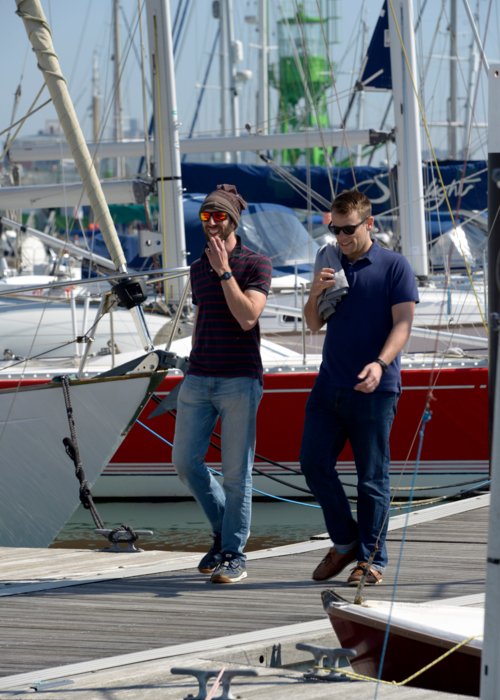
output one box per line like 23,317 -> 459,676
173,184 -> 272,583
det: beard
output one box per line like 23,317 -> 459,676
203,224 -> 235,243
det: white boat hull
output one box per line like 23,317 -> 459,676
0,369 -> 162,547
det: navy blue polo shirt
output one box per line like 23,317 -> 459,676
188,236 -> 272,381
319,241 -> 419,393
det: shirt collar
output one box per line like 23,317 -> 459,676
341,238 -> 378,266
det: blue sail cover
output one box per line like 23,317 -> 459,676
181,160 -> 487,216
81,160 -> 487,273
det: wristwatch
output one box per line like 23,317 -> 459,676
219,271 -> 233,281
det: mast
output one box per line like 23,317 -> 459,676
16,0 -> 153,350
146,0 -> 187,305
388,0 -> 428,279
448,0 -> 458,159
112,0 -> 125,178
257,0 -> 269,135
481,64 -> 500,700
226,0 -> 240,162
91,51 -> 101,177
355,19 -> 369,166
463,27 -> 480,159
216,0 -> 229,162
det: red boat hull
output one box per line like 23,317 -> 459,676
96,363 -> 488,499
324,595 -> 481,696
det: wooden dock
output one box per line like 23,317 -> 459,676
0,494 -> 488,698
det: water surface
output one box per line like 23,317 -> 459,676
51,499 -> 328,552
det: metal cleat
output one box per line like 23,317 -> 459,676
171,666 -> 258,700
95,525 -> 153,552
296,642 -> 357,682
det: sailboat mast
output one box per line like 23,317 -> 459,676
91,51 -> 101,176
448,0 -> 458,159
225,0 -> 240,155
388,0 -> 428,279
481,61 -> 500,700
215,0 -> 230,163
257,0 -> 269,135
146,0 -> 187,305
113,0 -> 125,178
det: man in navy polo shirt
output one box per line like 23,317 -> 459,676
172,184 -> 272,584
300,189 -> 419,586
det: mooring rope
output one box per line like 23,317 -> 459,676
330,634 -> 480,687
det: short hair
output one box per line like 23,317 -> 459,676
331,189 -> 372,219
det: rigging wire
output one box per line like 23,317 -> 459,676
1,88 -> 49,160
131,401 -> 488,508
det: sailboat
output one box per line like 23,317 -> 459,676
0,0 -> 490,506
0,0 -> 179,548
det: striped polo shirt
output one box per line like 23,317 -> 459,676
187,237 -> 272,381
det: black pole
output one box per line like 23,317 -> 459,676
487,67 -> 500,461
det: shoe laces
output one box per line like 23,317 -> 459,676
220,556 -> 243,571
322,549 -> 336,564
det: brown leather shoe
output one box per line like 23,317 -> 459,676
312,546 -> 357,581
347,561 -> 383,586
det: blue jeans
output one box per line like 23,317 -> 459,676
300,381 -> 399,569
172,375 -> 263,559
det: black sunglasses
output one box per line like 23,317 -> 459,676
328,216 -> 369,236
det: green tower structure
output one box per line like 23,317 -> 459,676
270,1 -> 338,166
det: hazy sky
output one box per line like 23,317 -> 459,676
1,0 -> 499,163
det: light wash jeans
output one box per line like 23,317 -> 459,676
172,374 -> 263,559
300,382 -> 399,570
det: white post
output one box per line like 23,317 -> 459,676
146,0 -> 187,304
480,62 -> 500,699
388,0 -> 428,278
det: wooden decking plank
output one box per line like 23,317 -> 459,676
0,500 -> 489,683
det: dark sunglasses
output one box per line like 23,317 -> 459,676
328,216 -> 368,236
199,210 -> 228,223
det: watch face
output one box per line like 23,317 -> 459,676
220,271 -> 232,281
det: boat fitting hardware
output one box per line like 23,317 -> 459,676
296,642 -> 357,682
95,526 -> 153,552
170,667 -> 258,700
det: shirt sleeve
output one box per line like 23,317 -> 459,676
246,255 -> 273,296
390,256 -> 420,306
